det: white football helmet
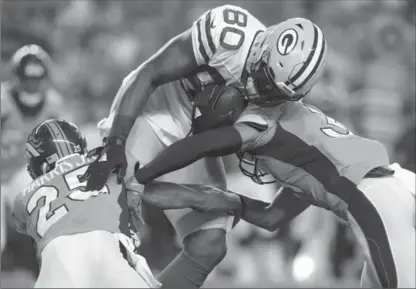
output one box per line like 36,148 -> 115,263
250,18 -> 328,103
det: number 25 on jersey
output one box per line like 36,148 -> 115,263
26,166 -> 109,238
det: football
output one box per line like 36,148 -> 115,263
192,84 -> 247,134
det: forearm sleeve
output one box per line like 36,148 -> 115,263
135,126 -> 242,183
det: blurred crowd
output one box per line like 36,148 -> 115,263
1,0 -> 415,288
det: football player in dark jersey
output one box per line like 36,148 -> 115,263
132,18 -> 415,289
12,119 -> 162,287
12,119 -> 242,287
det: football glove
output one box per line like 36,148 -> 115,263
114,233 -> 162,288
81,137 -> 127,191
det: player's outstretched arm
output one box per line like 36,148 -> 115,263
108,28 -> 198,141
141,181 -> 310,231
135,123 -> 261,184
239,187 -> 311,231
142,181 -> 242,212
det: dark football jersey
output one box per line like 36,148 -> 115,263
236,101 -> 390,218
12,154 -> 130,254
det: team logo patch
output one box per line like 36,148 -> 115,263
276,29 -> 298,55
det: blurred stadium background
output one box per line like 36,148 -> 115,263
1,0 -> 414,288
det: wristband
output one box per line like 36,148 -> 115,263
105,136 -> 126,146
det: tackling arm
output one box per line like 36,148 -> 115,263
140,181 -> 310,231
133,119 -> 309,231
142,181 -> 242,212
126,181 -> 242,235
239,187 -> 311,231
108,29 -> 199,141
135,123 -> 260,183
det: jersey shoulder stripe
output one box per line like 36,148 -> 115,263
194,9 -> 216,65
204,11 -> 216,56
196,18 -> 209,64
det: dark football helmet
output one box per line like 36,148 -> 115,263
25,119 -> 88,179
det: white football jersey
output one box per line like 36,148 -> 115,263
190,4 -> 265,89
101,5 -> 266,145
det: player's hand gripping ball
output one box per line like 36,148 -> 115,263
80,137 -> 128,191
192,84 -> 247,134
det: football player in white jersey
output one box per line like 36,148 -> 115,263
82,5 -> 267,288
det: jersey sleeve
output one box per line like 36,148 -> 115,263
191,5 -> 251,66
236,104 -> 269,131
235,103 -> 276,151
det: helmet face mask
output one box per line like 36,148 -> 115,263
26,150 -> 53,180
25,120 -> 88,179
249,59 -> 302,105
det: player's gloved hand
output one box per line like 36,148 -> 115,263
80,136 -> 127,191
114,233 -> 162,288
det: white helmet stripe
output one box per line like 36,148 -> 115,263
291,25 -> 324,89
26,143 -> 40,157
283,24 -> 318,88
